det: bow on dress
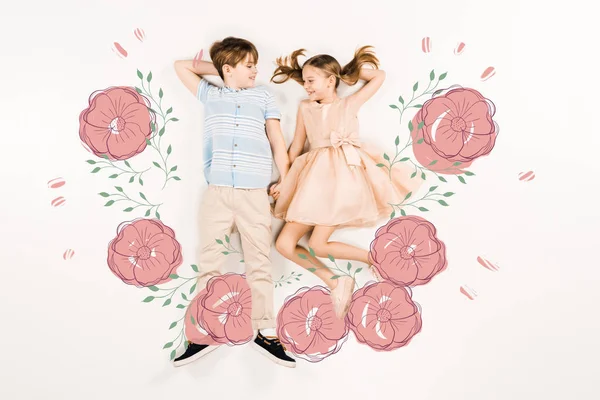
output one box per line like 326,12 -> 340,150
330,128 -> 362,167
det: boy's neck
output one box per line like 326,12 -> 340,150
223,79 -> 241,90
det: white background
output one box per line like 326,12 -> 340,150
1,0 -> 599,399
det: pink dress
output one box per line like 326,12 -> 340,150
273,97 -> 422,228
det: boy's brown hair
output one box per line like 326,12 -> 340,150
209,37 -> 259,80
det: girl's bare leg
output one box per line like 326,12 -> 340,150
275,222 -> 337,289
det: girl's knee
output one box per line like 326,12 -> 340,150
275,236 -> 295,258
308,237 -> 328,257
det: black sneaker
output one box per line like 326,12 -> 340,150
251,332 -> 296,368
173,341 -> 219,367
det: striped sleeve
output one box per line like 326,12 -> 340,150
196,79 -> 214,103
264,89 -> 281,120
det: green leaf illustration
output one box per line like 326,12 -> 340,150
429,186 -> 438,192
169,321 -> 177,329
159,88 -> 163,98
398,96 -> 404,104
400,209 -> 406,216
418,207 -> 429,212
172,176 -> 181,181
163,299 -> 171,307
148,286 -> 159,292
327,254 -> 335,262
86,160 -> 96,165
330,275 -> 340,280
109,174 -> 118,179
167,107 -> 173,114
91,167 -> 101,173
139,192 -> 147,201
123,207 -> 134,212
430,70 -> 435,80
413,82 -> 419,91
443,192 -> 454,197
169,274 -> 179,279
439,72 -> 448,80
167,145 -> 172,155
438,176 -> 448,182
395,136 -> 400,146
163,341 -> 173,349
99,192 -> 109,197
191,264 -> 199,272
104,200 -> 115,206
298,253 -> 308,260
404,192 -> 412,201
458,176 -> 467,184
137,70 -> 143,79
389,104 -> 399,110
147,71 -> 153,83
438,200 -> 449,206
142,296 -> 154,303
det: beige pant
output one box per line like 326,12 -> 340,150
197,185 -> 274,330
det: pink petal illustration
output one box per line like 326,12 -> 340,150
112,42 -> 128,59
481,66 -> 496,81
133,28 -> 145,42
47,177 -> 65,189
63,249 -> 75,260
421,37 -> 432,53
51,196 -> 66,207
193,49 -> 204,68
460,285 -> 478,300
518,171 -> 536,181
454,42 -> 465,55
477,256 -> 499,271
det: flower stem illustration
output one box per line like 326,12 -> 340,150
87,155 -> 150,184
142,265 -> 199,307
99,187 -> 163,218
135,69 -> 181,189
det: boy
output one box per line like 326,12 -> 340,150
172,37 -> 294,368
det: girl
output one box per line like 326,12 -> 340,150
270,46 -> 419,318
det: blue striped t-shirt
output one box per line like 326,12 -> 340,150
196,79 -> 281,189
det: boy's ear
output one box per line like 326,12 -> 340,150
223,64 -> 231,75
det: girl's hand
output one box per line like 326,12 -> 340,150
270,183 -> 281,200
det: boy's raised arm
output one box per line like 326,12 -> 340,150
174,59 -> 219,96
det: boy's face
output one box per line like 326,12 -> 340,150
302,65 -> 335,101
224,53 -> 258,89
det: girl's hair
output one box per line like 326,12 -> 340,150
210,37 -> 259,80
271,46 -> 379,87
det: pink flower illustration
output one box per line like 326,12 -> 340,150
345,282 -> 422,351
199,274 -> 254,345
79,86 -> 154,160
107,218 -> 183,287
184,288 -> 220,346
370,216 -> 447,287
277,286 -> 349,362
411,87 -> 498,174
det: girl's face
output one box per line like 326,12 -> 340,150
302,65 -> 335,102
